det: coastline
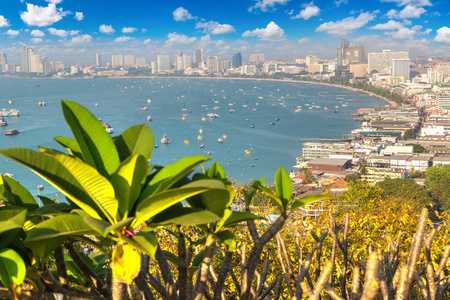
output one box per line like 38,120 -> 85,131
0,74 -> 397,107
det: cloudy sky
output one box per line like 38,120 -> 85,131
0,0 -> 449,64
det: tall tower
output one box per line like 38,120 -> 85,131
22,44 -> 30,73
337,37 -> 350,69
194,50 -> 204,68
96,53 -> 101,66
232,52 -> 242,68
0,52 -> 7,72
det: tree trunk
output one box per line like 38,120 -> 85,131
113,279 -> 129,300
193,235 -> 216,300
54,246 -> 69,289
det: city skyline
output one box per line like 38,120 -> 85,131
0,0 -> 449,64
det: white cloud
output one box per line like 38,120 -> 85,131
48,27 -> 68,37
195,21 -> 235,35
385,25 -> 421,39
315,12 -> 375,35
99,24 -> 115,34
242,21 -> 286,42
248,0 -> 290,12
30,37 -> 43,44
65,34 -> 92,47
380,0 -> 431,6
143,39 -> 152,45
386,5 -> 426,19
141,28 -> 148,33
45,0 -> 63,4
434,26 -> 450,44
31,29 -> 45,37
291,2 -> 320,20
6,29 -> 20,36
114,36 -> 132,43
70,30 -> 79,36
121,27 -> 137,33
165,32 -> 196,47
334,0 -> 348,6
173,7 -> 194,21
0,16 -> 10,27
297,37 -> 310,45
422,28 -> 431,34
20,3 -> 67,27
369,20 -> 404,30
74,12 -> 84,21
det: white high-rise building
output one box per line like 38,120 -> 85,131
306,55 -> 319,65
157,55 -> 170,72
136,58 -> 147,66
206,56 -> 218,73
263,63 -> 277,73
124,55 -> 135,67
112,55 -> 124,67
368,50 -> 408,74
428,68 -> 444,84
151,61 -> 158,74
96,53 -> 101,66
392,58 -> 410,79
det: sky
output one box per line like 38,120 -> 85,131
0,0 -> 449,65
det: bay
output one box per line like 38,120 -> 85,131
0,77 -> 385,199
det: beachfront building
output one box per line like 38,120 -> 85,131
302,143 -> 348,159
368,50 -> 409,74
361,167 -> 406,185
157,55 -> 170,72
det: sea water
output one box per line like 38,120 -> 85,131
0,77 -> 385,199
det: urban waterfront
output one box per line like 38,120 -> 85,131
0,77 -> 385,198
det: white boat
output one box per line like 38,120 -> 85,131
38,101 -> 46,106
147,116 -> 152,122
37,185 -> 44,190
103,123 -> 114,134
218,138 -> 223,143
160,134 -> 170,144
0,117 -> 7,126
198,135 -> 203,141
199,128 -> 203,134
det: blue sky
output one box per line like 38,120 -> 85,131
0,0 -> 449,64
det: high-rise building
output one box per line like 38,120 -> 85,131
124,55 -> 135,67
368,50 -> 408,74
42,57 -> 53,74
232,52 -> 242,68
392,58 -> 410,79
194,50 -> 204,68
206,56 -> 218,73
157,55 -> 170,72
54,61 -> 64,71
96,53 -> 101,66
22,44 -> 30,73
263,63 -> 277,73
151,61 -> 158,74
0,52 -> 7,72
249,53 -> 265,63
111,55 -> 123,67
337,38 -> 365,68
337,37 -> 349,69
428,68 -> 443,84
306,55 -> 319,65
219,59 -> 230,72
136,58 -> 147,67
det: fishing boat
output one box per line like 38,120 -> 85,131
245,150 -> 251,155
161,134 -> 170,144
229,109 -> 235,113
218,138 -> 224,143
37,185 -> 44,190
103,123 -> 114,134
5,129 -> 19,135
0,117 -> 7,126
141,106 -> 148,111
207,151 -> 211,155
207,113 -> 216,118
95,103 -> 99,107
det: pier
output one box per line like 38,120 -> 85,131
299,137 -> 353,143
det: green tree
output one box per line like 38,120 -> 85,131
404,129 -> 416,140
377,178 -> 432,211
426,164 -> 450,210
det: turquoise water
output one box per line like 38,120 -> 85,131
0,77 -> 385,199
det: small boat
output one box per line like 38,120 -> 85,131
250,124 -> 254,128
33,85 -> 40,87
200,144 -> 204,148
5,129 -> 19,135
295,109 -> 302,112
0,117 -> 7,127
218,138 -> 223,143
222,134 -> 227,139
269,122 -> 275,125
147,99 -> 151,103
141,107 -> 148,111
154,144 -> 159,148
325,108 -> 330,112
184,140 -> 189,144
38,101 -> 46,106
229,109 -> 235,113
198,135 -> 203,141
199,129 -> 203,134
4,173 -> 13,178
245,150 -> 251,155
202,117 -> 206,122
103,122 -> 114,134
37,185 -> 44,190
275,118 -> 280,121
147,116 -> 152,121
207,113 -> 216,119
95,103 -> 99,107
250,164 -> 256,167
182,117 -> 186,121
207,151 -> 211,155
160,134 -> 170,144
334,110 -> 339,113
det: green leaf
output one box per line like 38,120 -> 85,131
133,179 -> 226,228
216,209 -> 264,231
146,207 -> 221,228
0,248 -> 26,290
54,136 -> 83,160
114,124 -> 154,162
192,174 -> 233,218
275,166 -> 292,206
0,206 -> 27,235
25,214 -> 97,259
140,155 -> 210,199
215,230 -> 236,252
27,203 -> 73,217
110,155 -> 147,220
2,176 -> 38,210
84,216 -> 133,238
61,100 -> 120,177
129,231 -> 158,258
290,194 -> 332,212
37,196 -> 55,205
207,162 -> 227,180
192,250 -> 204,267
253,182 -> 284,212
162,250 -> 179,266
0,148 -> 103,220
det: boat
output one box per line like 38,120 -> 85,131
207,151 -> 211,155
160,134 -> 170,144
184,140 -> 189,144
182,117 -> 186,121
200,144 -> 204,148
154,144 -> 159,148
147,116 -> 152,121
103,123 -> 114,134
229,109 -> 235,113
251,124 -> 254,128
207,113 -> 216,118
198,135 -> 203,141
245,150 -> 251,155
334,110 -> 339,113
269,122 -> 275,125
141,107 -> 148,111
38,101 -> 46,106
37,185 -> 44,190
0,117 -> 7,126
295,109 -> 302,113
202,117 -> 206,121
147,99 -> 152,103
250,164 -> 256,167
5,129 -> 19,135
4,173 -> 13,178
33,85 -> 40,87
222,134 -> 227,139
95,103 -> 99,107
218,138 -> 223,143
275,118 -> 280,121
0,109 -> 20,117
325,108 -> 330,112
199,128 -> 203,134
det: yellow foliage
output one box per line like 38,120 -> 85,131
111,243 -> 141,283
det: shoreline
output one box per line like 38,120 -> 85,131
0,74 -> 397,107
